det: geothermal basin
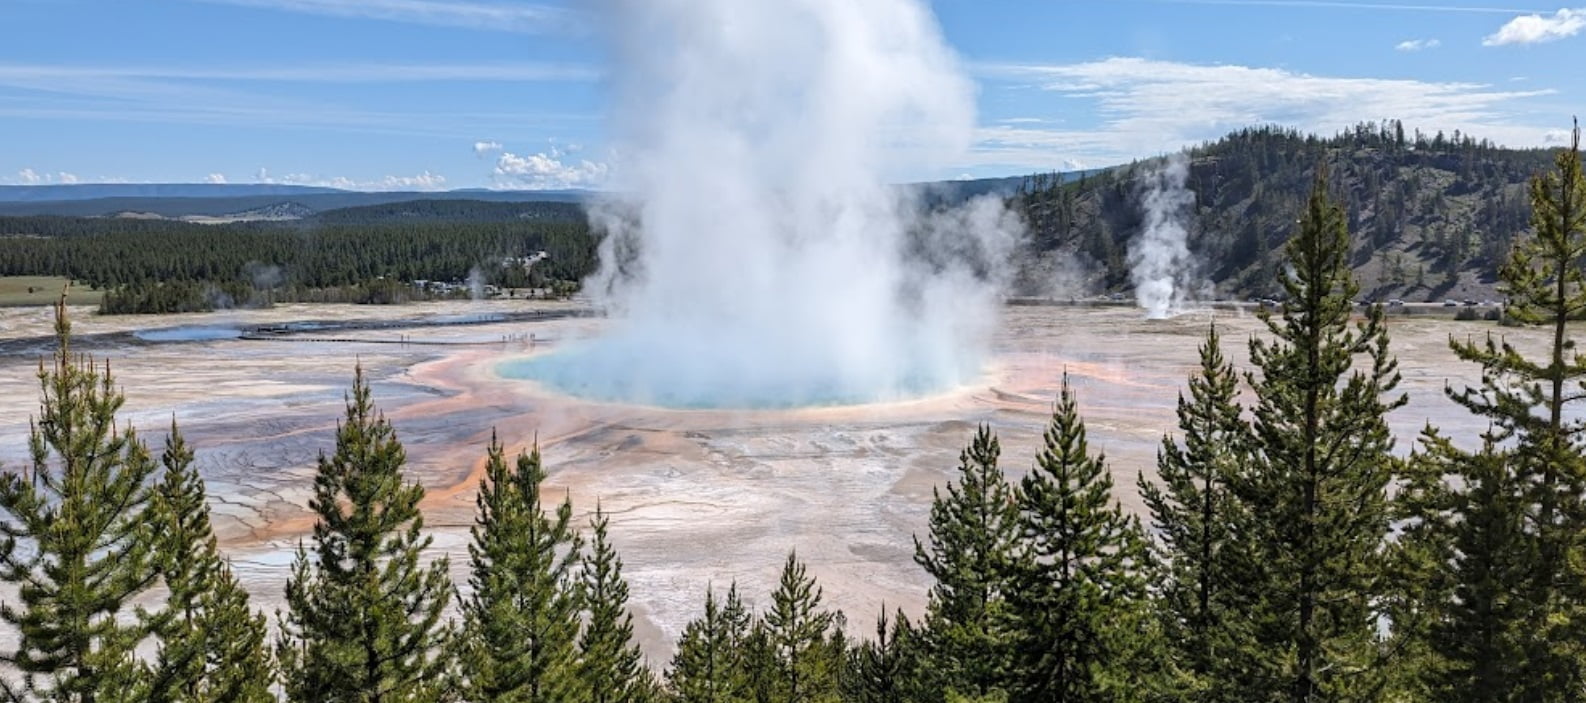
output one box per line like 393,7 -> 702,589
0,300 -> 1535,657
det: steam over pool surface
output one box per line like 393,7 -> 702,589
500,332 -> 983,410
567,0 -> 1020,412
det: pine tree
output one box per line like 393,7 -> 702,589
912,425 -> 1019,700
145,421 -> 274,703
276,365 -> 454,702
1235,165 -> 1405,703
0,300 -> 160,701
1430,121 -> 1586,697
1394,431 -> 1531,701
843,608 -> 923,703
1139,323 -> 1248,697
1007,374 -> 1155,703
763,551 -> 841,703
739,622 -> 779,703
579,503 -> 653,703
457,433 -> 585,702
668,586 -> 749,703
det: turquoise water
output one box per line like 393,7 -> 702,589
134,326 -> 242,342
499,340 -> 963,410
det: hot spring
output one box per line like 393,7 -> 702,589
134,325 -> 243,342
523,0 -> 1020,410
498,329 -> 986,410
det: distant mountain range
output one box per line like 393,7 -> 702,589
0,185 -> 591,218
0,175 -> 1061,219
0,183 -> 347,203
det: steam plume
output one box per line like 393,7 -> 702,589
510,0 -> 1021,408
1129,154 -> 1198,319
467,267 -> 486,301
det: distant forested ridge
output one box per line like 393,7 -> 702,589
1015,121 -> 1563,300
0,200 -> 595,313
1,122 -> 1576,313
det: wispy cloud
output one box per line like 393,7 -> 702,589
1484,7 -> 1586,45
1160,0 -> 1540,13
197,0 -> 581,34
0,62 -> 597,84
205,173 -> 228,184
473,140 -> 504,156
1395,38 -> 1442,50
972,57 -> 1559,170
0,63 -> 597,137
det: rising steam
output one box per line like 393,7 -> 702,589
1129,154 -> 1198,319
506,0 -> 1021,408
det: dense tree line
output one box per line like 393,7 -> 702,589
1017,120 -> 1558,299
310,199 -> 585,226
2,129 -> 1584,700
0,204 -> 598,313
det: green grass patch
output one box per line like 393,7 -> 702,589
0,277 -> 101,307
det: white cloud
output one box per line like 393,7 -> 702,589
373,171 -> 447,190
1484,8 -> 1586,45
252,167 -> 445,191
198,0 -> 581,34
1395,38 -> 1441,51
9,168 -> 82,185
492,147 -> 607,189
205,173 -> 228,184
473,140 -> 504,157
971,57 -> 1559,171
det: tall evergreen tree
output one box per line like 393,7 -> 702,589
912,425 -> 1019,700
579,503 -> 653,703
668,586 -> 749,703
145,421 -> 274,703
1234,165 -> 1405,703
1394,431 -> 1531,702
1140,323 -> 1248,697
1426,121 -> 1586,697
843,608 -> 923,703
0,300 -> 160,701
763,551 -> 841,703
276,366 -> 454,702
1008,374 -> 1155,703
457,434 -> 585,702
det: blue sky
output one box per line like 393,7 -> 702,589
0,0 -> 1580,189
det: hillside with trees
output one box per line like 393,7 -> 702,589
1015,121 -> 1561,301
0,122 -> 1575,314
